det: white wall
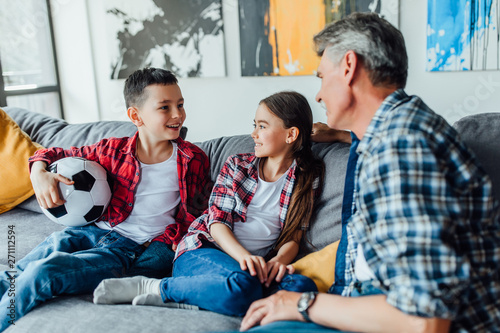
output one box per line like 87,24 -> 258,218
52,0 -> 500,142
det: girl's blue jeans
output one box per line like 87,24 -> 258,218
0,225 -> 143,331
160,246 -> 318,316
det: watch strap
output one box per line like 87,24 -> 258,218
298,291 -> 318,322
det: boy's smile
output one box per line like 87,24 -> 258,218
135,83 -> 186,141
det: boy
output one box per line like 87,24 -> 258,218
0,68 -> 210,331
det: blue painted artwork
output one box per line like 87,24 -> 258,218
427,0 -> 500,71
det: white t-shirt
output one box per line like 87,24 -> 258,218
232,162 -> 287,257
96,143 -> 180,244
355,243 -> 376,281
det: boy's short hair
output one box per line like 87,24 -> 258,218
124,67 -> 178,108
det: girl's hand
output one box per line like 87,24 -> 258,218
239,255 -> 268,284
30,161 -> 74,209
266,260 -> 294,287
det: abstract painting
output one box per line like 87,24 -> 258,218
105,0 -> 226,79
238,0 -> 399,76
427,0 -> 500,71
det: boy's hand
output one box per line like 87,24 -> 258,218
30,161 -> 74,209
265,260 -> 294,287
239,254 -> 268,284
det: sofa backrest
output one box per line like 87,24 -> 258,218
3,107 -> 186,149
7,106 -> 500,256
453,113 -> 500,203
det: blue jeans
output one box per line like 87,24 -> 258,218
0,225 -> 143,331
126,241 -> 175,278
160,246 -> 317,317
214,281 -> 385,333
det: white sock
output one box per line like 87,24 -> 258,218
132,294 -> 199,310
93,276 -> 161,304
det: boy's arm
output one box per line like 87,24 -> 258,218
28,143 -> 104,208
28,142 -> 104,171
30,160 -> 74,209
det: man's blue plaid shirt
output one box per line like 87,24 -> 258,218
343,89 -> 500,332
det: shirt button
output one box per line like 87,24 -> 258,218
128,203 -> 133,207
111,222 -> 115,226
136,172 -> 139,176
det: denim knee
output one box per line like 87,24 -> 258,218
223,271 -> 263,316
279,274 -> 318,292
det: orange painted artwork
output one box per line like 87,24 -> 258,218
238,0 -> 399,77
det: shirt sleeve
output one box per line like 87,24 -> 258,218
353,134 -> 483,318
28,141 -> 105,171
206,155 -> 239,231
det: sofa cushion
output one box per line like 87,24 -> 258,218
292,240 -> 339,292
0,291 -> 242,333
0,108 -> 44,214
453,113 -> 500,202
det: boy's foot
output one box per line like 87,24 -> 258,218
133,294 -> 199,310
93,276 -> 161,304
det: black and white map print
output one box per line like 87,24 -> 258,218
105,0 -> 226,79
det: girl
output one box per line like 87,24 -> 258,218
93,91 -> 325,316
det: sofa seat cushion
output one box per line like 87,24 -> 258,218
0,292 -> 242,333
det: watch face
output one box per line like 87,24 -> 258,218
298,292 -> 313,311
298,297 -> 307,310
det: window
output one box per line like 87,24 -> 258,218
0,0 -> 63,118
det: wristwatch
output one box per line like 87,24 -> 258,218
297,291 -> 318,322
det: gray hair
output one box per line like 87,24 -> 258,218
313,12 -> 408,88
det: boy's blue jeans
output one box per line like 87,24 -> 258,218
160,246 -> 318,317
0,225 -> 143,331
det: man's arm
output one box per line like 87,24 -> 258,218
240,290 -> 451,333
311,122 -> 352,143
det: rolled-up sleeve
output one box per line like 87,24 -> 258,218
206,156 -> 239,231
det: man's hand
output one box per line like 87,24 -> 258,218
240,290 -> 302,331
311,122 -> 352,144
30,161 -> 74,209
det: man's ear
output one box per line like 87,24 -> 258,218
287,127 -> 299,144
127,107 -> 142,126
342,50 -> 358,86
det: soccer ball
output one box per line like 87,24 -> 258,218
41,157 -> 112,227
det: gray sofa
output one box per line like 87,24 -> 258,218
2,107 -> 499,332
0,107 -> 351,333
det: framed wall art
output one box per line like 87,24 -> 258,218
105,0 -> 226,79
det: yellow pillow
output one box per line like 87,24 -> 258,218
0,108 -> 44,214
292,240 -> 339,292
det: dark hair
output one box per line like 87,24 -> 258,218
313,12 -> 408,88
259,91 -> 325,252
123,67 -> 178,108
